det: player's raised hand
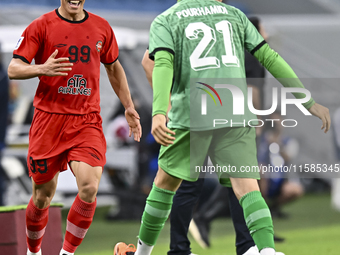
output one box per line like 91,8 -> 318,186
152,114 -> 175,146
125,107 -> 142,142
41,49 -> 73,76
308,103 -> 331,133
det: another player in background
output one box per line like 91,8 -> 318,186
188,15 -> 284,248
142,48 -> 261,255
8,1 -> 141,255
141,15 -> 285,255
115,0 -> 330,255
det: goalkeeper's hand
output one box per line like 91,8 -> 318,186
308,103 -> 331,133
151,114 -> 175,146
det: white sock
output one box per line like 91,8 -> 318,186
135,239 -> 154,255
260,248 -> 276,255
27,249 -> 41,255
243,245 -> 260,255
59,248 -> 74,255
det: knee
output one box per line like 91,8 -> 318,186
154,167 -> 182,191
78,182 -> 98,203
34,189 -> 54,209
231,179 -> 260,200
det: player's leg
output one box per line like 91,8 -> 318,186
190,184 -> 226,248
264,178 -> 286,219
60,113 -> 107,255
211,127 -> 275,255
60,161 -> 102,255
113,168 -> 182,255
26,152 -> 64,255
114,169 -> 179,255
229,181 -> 285,255
132,167 -> 182,255
168,178 -> 205,255
115,129 -> 211,255
230,178 -> 275,255
25,110 -> 56,255
168,156 -> 208,255
134,131 -> 211,255
26,171 -> 59,255
227,187 -> 256,255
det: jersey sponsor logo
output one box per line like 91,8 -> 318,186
14,36 -> 24,50
58,74 -> 92,96
54,43 -> 67,48
176,5 -> 228,19
96,41 -> 103,52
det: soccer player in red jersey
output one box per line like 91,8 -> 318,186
7,1 -> 142,255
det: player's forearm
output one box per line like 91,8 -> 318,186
143,50 -> 172,117
254,43 -> 315,109
106,60 -> 134,110
8,58 -> 43,80
152,51 -> 174,116
141,50 -> 154,88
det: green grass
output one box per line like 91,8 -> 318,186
63,193 -> 340,255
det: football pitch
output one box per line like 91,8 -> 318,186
63,193 -> 340,255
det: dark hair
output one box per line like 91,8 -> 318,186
248,16 -> 260,32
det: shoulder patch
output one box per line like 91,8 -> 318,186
14,37 -> 24,50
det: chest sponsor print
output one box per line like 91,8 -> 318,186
58,74 -> 92,96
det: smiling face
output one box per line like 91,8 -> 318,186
59,0 -> 85,21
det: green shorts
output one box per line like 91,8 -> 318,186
158,127 -> 260,187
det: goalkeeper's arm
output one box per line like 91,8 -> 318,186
253,43 -> 330,132
254,43 -> 315,108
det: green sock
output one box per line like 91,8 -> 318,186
138,183 -> 175,246
240,191 -> 275,251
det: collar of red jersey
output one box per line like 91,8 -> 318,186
55,8 -> 89,24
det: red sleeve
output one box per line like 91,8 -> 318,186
100,24 -> 119,64
13,18 -> 44,64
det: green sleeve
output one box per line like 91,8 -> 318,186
149,15 -> 174,61
254,43 -> 315,109
152,50 -> 174,116
234,8 -> 264,53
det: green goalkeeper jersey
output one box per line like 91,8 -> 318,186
149,0 -> 265,130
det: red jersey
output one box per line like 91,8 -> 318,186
13,9 -> 119,115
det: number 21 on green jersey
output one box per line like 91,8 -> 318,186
185,20 -> 239,71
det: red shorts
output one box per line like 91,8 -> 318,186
27,109 -> 106,185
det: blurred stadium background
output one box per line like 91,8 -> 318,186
0,0 -> 340,254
